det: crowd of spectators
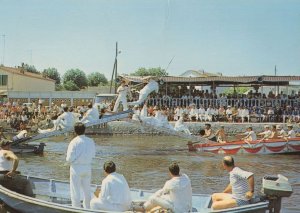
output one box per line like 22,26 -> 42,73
0,100 -> 100,132
147,87 -> 300,100
0,88 -> 300,133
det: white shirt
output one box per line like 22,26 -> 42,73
160,174 -> 192,213
81,107 -> 99,123
66,135 -> 95,166
206,108 -> 213,115
0,150 -> 13,171
198,108 -> 206,115
278,129 -> 286,136
288,129 -> 296,138
58,112 -> 74,128
174,108 -> 183,117
189,108 -> 198,116
230,167 -> 253,201
226,109 -> 232,115
261,130 -> 272,138
140,80 -> 159,95
117,85 -> 128,98
16,130 -> 27,139
99,172 -> 132,209
245,130 -> 257,141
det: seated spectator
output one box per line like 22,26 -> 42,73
135,162 -> 192,213
225,106 -> 233,122
188,104 -> 198,121
212,156 -> 254,210
90,161 -> 132,211
198,105 -> 206,122
276,125 -> 286,138
287,124 -> 296,138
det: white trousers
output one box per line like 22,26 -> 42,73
90,197 -> 130,211
144,189 -> 174,211
70,165 -> 92,209
128,92 -> 149,106
113,95 -> 128,112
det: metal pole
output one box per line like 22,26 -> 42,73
109,60 -> 116,93
1,34 -> 5,65
115,42 -> 118,93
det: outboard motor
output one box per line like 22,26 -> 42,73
262,174 -> 293,213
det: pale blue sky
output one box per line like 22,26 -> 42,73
0,0 -> 299,78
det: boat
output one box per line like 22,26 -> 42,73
0,175 -> 271,213
187,137 -> 300,154
11,143 -> 45,154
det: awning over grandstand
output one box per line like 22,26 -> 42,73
120,75 -> 300,86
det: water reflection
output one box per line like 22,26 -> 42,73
18,135 -> 300,212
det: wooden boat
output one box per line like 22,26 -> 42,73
11,143 -> 45,154
188,137 -> 300,154
0,175 -> 270,213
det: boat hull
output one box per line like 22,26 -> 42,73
188,137 -> 300,154
11,143 -> 45,154
0,175 -> 269,213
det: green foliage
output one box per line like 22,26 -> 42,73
22,63 -> 39,74
63,68 -> 88,89
88,72 -> 108,86
43,67 -> 61,84
63,81 -> 80,91
223,87 -> 249,95
130,67 -> 168,77
55,84 -> 64,91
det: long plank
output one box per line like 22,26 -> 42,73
12,110 -> 132,145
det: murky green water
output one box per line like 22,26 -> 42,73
17,135 -> 300,212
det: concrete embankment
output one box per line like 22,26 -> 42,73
85,121 -> 289,135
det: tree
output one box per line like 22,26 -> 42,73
223,86 -> 249,95
63,68 -> 88,89
63,81 -> 80,91
21,63 -> 40,74
87,72 -> 108,86
130,67 -> 168,77
43,67 -> 61,84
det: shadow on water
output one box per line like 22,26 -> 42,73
16,135 -> 300,212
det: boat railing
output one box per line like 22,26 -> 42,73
145,97 -> 300,108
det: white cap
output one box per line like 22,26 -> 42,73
264,125 -> 270,128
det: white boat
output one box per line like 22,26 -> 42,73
0,175 -> 271,213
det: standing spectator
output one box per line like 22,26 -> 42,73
66,122 -> 95,208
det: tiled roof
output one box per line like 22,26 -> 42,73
0,66 -> 56,83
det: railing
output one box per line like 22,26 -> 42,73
145,98 -> 300,108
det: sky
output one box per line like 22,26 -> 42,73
0,0 -> 300,79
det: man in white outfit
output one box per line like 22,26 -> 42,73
81,103 -> 100,124
57,107 -> 74,129
174,115 -> 191,135
12,126 -> 28,141
128,78 -> 159,106
66,122 -> 96,208
90,161 -> 132,211
136,162 -> 192,213
113,80 -> 129,112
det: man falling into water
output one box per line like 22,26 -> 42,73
128,77 -> 159,106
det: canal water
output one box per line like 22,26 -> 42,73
18,135 -> 300,212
